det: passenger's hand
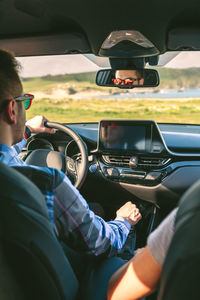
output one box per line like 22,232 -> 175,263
26,115 -> 56,134
116,201 -> 142,226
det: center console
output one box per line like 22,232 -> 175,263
97,120 -> 171,185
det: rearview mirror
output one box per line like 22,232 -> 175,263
96,68 -> 159,88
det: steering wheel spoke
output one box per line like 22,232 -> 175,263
66,156 -> 77,173
65,157 -> 78,185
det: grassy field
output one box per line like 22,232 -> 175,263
25,96 -> 200,124
23,74 -> 200,124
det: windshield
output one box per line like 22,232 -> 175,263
20,52 -> 200,124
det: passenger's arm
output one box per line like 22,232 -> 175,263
107,208 -> 178,300
53,170 -> 141,256
107,246 -> 162,300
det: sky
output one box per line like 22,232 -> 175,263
17,52 -> 200,78
165,52 -> 200,68
18,54 -> 100,78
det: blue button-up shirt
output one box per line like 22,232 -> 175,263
0,139 -> 131,257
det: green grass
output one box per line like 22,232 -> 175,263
26,97 -> 200,124
23,78 -> 117,95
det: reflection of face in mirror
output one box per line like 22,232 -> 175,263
114,70 -> 144,86
101,122 -> 128,149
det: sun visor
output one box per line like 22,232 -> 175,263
0,33 -> 91,57
168,28 -> 200,50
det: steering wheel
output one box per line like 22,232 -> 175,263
25,121 -> 88,189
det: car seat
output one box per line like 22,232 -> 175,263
158,179 -> 200,300
0,162 -> 78,300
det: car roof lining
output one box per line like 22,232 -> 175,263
1,0 -> 200,56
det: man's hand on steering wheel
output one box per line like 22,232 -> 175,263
26,116 -> 56,134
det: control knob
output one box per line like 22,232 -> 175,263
129,156 -> 138,168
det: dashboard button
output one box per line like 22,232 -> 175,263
88,155 -> 94,162
120,171 -> 146,179
145,172 -> 162,180
152,145 -> 161,153
106,167 -> 120,178
89,164 -> 97,173
129,156 -> 138,168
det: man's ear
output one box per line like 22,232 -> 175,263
6,99 -> 17,124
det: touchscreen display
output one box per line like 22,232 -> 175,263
99,120 -> 147,152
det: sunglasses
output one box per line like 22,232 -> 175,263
14,93 -> 34,110
112,78 -> 142,86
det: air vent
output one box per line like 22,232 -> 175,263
138,157 -> 171,167
102,155 -> 132,167
102,155 -> 171,168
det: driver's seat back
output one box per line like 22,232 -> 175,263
0,162 -> 78,300
158,179 -> 200,300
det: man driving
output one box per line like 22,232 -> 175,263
0,49 -> 142,280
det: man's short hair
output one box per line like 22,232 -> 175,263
0,49 -> 21,103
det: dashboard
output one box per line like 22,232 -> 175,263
21,120 -> 200,214
20,119 -> 200,247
